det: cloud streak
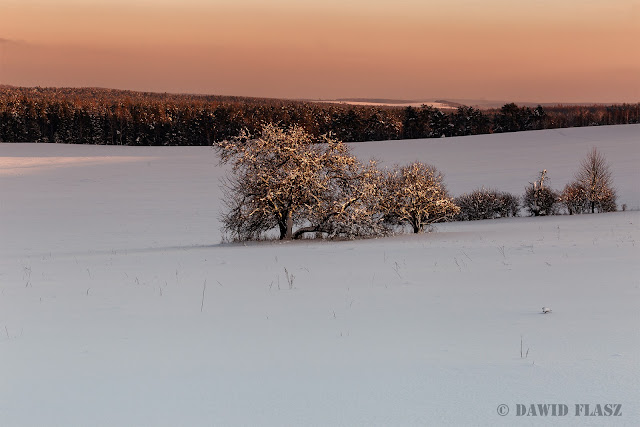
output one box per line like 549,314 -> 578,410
0,37 -> 28,46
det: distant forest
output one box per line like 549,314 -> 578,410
0,86 -> 638,145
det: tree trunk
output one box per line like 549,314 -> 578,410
412,217 -> 421,234
278,220 -> 287,240
278,210 -> 295,240
285,210 -> 293,240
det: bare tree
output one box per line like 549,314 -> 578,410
217,124 -> 386,240
380,162 -> 459,233
574,148 -> 617,213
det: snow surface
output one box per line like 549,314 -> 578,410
1,125 -> 639,426
317,100 -> 455,109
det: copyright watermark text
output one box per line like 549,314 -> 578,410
497,403 -> 622,417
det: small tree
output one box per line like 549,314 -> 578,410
380,162 -> 459,233
217,124 -> 385,241
523,170 -> 559,216
574,148 -> 617,213
560,181 -> 588,215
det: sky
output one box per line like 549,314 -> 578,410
0,0 -> 638,103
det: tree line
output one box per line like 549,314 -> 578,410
1,86 -> 638,145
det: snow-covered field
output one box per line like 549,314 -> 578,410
317,100 -> 456,109
1,125 -> 639,426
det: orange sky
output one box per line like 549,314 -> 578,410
1,0 -> 638,102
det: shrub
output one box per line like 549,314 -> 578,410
560,181 -> 588,215
498,192 -> 521,218
454,188 -> 520,221
523,170 -> 560,216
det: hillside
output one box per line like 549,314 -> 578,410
1,125 -> 639,426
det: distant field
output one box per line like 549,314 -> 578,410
317,99 -> 458,109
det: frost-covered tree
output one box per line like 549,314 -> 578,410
574,148 -> 617,213
380,162 -> 459,233
523,170 -> 559,216
217,124 -> 386,241
560,181 -> 588,215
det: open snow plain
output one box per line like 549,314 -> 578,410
1,125 -> 639,426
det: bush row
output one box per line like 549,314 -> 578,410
454,150 -> 618,221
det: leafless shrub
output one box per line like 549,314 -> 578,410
523,170 -> 560,216
455,188 -> 520,221
560,181 -> 589,215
